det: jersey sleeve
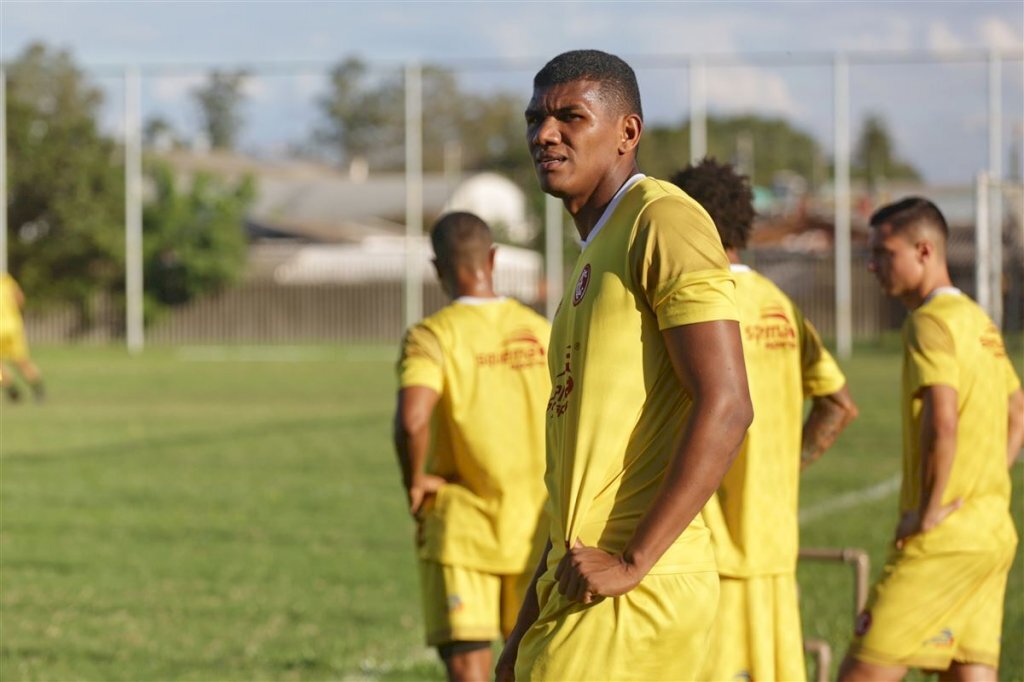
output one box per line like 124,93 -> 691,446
397,323 -> 444,392
906,312 -> 958,394
630,196 -> 738,330
796,310 -> 847,397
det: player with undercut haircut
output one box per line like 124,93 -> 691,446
672,158 -> 859,682
839,197 -> 1024,682
393,211 -> 551,682
497,50 -> 753,681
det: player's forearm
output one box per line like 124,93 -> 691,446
392,422 -> 429,488
1007,389 -> 1024,468
800,386 -> 858,471
509,540 -> 551,638
623,395 -> 750,575
918,395 -> 958,524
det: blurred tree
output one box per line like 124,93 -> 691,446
143,162 -> 254,320
640,115 -> 824,188
192,70 -> 248,150
144,116 -> 179,150
316,57 -> 402,169
6,43 -> 256,331
853,114 -> 921,191
5,42 -> 126,316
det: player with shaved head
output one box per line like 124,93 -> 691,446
393,211 -> 551,682
497,50 -> 753,681
839,197 -> 1024,682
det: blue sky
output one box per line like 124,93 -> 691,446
3,1 -> 1023,183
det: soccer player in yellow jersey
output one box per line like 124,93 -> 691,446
0,271 -> 45,402
393,211 -> 551,682
839,197 -> 1024,682
496,50 -> 753,682
672,158 -> 859,682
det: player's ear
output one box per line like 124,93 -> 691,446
619,113 -> 642,155
431,258 -> 443,280
488,246 -> 497,270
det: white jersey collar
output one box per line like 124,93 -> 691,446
729,263 -> 752,272
923,286 -> 961,305
455,295 -> 506,306
580,174 -> 646,250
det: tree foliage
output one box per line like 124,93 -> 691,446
853,114 -> 921,189
5,43 -> 255,328
5,42 -> 125,310
639,115 -> 826,188
192,70 -> 248,150
143,163 -> 254,319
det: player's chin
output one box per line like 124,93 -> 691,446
536,173 -> 570,198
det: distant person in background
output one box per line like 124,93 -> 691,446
839,197 -> 1024,682
393,212 -> 550,682
671,158 -> 859,682
0,271 -> 45,402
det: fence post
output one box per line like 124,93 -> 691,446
976,171 -> 992,315
0,68 -> 7,274
125,67 -> 144,354
689,56 -> 706,163
833,54 -> 852,358
404,62 -> 423,330
988,51 -> 1003,328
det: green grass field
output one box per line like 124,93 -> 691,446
1,344 -> 1021,681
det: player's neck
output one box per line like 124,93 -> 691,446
904,268 -> 954,310
726,249 -> 742,265
454,281 -> 497,300
568,162 -> 640,241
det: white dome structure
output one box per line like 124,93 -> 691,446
444,172 -> 537,244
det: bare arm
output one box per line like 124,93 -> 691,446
1009,388 -> 1024,468
392,385 -> 444,515
800,384 -> 858,471
556,320 -> 753,602
895,384 -> 961,547
495,540 -> 552,682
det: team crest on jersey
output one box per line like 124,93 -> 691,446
854,610 -> 872,637
573,264 -> 592,306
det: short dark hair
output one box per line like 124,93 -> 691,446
670,158 -> 755,250
534,49 -> 643,120
429,211 -> 493,267
869,196 -> 949,242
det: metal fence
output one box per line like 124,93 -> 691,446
6,49 -> 1024,349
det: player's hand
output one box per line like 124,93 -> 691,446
406,473 -> 446,517
554,539 -> 642,604
894,499 -> 962,549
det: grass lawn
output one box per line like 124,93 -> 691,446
1,343 -> 1021,681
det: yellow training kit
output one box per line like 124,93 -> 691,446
700,267 -> 845,682
398,297 -> 551,644
0,272 -> 27,362
851,290 -> 1020,670
516,176 -> 738,681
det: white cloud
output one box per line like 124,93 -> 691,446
927,21 -> 965,52
706,66 -> 799,118
978,17 -> 1021,51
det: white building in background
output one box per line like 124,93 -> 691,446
157,151 -> 543,303
443,172 -> 537,244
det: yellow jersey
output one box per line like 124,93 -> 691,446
900,289 -> 1020,553
0,272 -> 23,335
398,297 -> 551,574
544,176 -> 739,577
703,267 -> 846,577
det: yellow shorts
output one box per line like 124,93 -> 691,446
515,571 -> 719,681
0,327 -> 27,362
849,545 -> 1014,670
700,573 -> 805,682
418,559 -> 530,647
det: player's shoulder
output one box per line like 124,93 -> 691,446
633,177 -> 708,216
